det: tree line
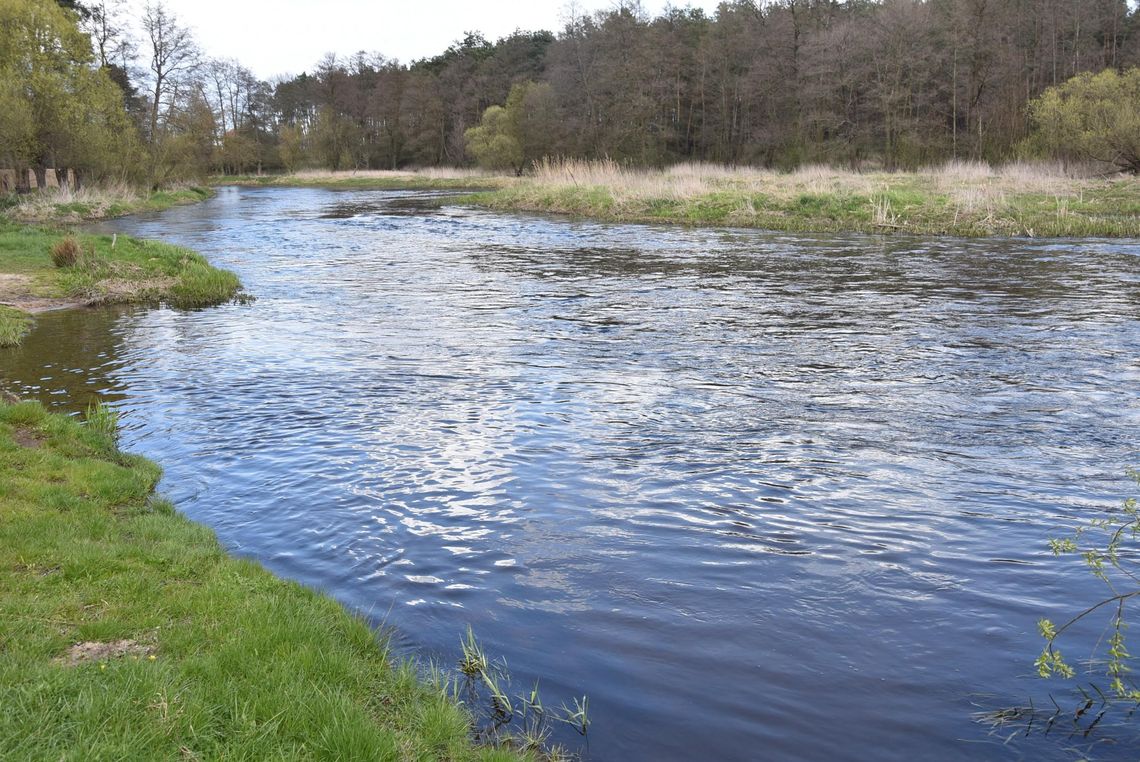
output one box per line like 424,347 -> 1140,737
3,0 -> 1139,189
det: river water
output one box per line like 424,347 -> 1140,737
3,186 -> 1139,759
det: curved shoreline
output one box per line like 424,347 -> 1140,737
0,187 -> 242,348
0,399 -> 521,760
216,168 -> 1140,239
0,191 -> 532,758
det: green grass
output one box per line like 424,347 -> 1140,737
0,223 -> 243,347
0,399 -> 530,760
44,234 -> 243,309
0,305 -> 32,347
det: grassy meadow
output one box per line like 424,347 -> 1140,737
464,159 -> 1140,238
0,399 -> 529,760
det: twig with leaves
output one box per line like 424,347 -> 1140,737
1037,469 -> 1140,700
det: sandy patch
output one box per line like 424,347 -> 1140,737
59,639 -> 155,666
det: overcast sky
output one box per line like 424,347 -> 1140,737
126,0 -> 722,80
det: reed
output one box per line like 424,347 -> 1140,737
0,306 -> 32,347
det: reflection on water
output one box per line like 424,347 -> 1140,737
4,186 -> 1140,760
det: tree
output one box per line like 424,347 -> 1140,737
277,124 -> 305,172
141,2 -> 198,143
310,105 -> 361,170
82,0 -> 132,70
1025,67 -> 1140,174
465,105 -> 522,172
465,81 -> 558,173
0,0 -> 137,188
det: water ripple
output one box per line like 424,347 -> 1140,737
4,187 -> 1139,760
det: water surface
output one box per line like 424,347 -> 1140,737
4,186 -> 1139,759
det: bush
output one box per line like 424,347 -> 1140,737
1024,68 -> 1140,175
50,236 -> 80,267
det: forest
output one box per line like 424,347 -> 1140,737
3,0 -> 1140,188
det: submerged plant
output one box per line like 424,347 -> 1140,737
454,627 -> 589,757
459,625 -> 488,677
559,695 -> 590,736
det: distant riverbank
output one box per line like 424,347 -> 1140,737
470,159 -> 1140,237
217,168 -> 510,192
4,185 -> 214,225
220,161 -> 1140,238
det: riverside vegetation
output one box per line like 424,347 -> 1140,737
0,399 -> 530,760
0,184 -> 242,348
220,160 -> 1140,238
3,185 -> 213,225
975,472 -> 1140,748
0,223 -> 242,348
465,158 -> 1140,237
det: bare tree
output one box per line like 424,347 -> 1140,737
82,0 -> 134,69
142,2 -> 199,142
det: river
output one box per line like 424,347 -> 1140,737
3,186 -> 1139,759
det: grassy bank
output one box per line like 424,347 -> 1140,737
216,168 -> 513,191
3,185 -> 214,225
0,224 -> 243,347
0,399 -> 525,760
0,184 -> 232,344
464,159 -> 1140,238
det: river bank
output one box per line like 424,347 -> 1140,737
0,186 -> 243,347
467,160 -> 1140,238
3,186 -> 214,225
0,224 -> 242,347
217,168 -> 511,191
0,398 -> 525,760
219,161 -> 1140,238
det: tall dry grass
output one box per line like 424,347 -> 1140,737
532,158 -> 771,201
916,159 -> 1093,215
530,157 -> 885,202
7,181 -> 143,222
524,157 -> 1109,210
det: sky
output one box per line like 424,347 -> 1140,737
125,0 -> 722,80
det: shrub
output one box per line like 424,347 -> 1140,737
50,236 -> 80,267
1024,68 -> 1140,175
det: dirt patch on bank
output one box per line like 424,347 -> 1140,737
59,639 -> 155,666
0,273 -> 83,313
12,427 -> 44,448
